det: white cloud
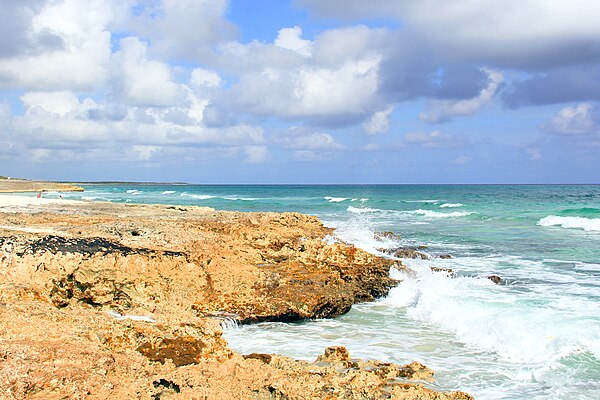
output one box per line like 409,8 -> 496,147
278,131 -> 343,150
222,26 -> 387,125
274,26 -> 312,57
115,37 -> 182,107
6,88 -> 266,161
526,147 -> 542,161
127,0 -> 236,62
244,145 -> 268,164
403,130 -> 462,148
420,70 -> 503,123
190,68 -> 222,88
20,91 -> 82,116
542,103 -> 600,135
0,0 -> 114,90
363,106 -> 393,135
130,145 -> 159,161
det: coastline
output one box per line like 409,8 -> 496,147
0,179 -> 84,193
0,193 -> 472,399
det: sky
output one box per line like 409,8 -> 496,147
0,0 -> 599,184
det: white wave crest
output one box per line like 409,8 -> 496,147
384,262 -> 600,364
161,190 -> 176,194
325,196 -> 349,202
126,189 -> 142,195
223,197 -> 259,201
440,203 -> 463,208
347,206 -> 382,214
181,193 -> 215,200
404,199 -> 439,203
410,209 -> 473,218
538,216 -> 600,232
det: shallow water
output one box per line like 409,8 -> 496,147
51,184 -> 600,399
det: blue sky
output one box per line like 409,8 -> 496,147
1,0 -> 599,183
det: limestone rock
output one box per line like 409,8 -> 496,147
0,201 -> 472,399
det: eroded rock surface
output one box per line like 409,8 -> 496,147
0,202 -> 472,399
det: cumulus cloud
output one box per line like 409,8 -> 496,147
126,0 -> 236,62
541,103 -> 600,135
0,0 -> 114,90
190,68 -> 222,88
274,26 -> 312,57
114,37 -> 182,107
277,128 -> 344,151
363,106 -> 393,135
0,0 -> 61,58
420,69 -> 503,123
220,25 -> 387,126
274,127 -> 344,161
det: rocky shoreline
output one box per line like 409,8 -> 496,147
0,200 -> 473,399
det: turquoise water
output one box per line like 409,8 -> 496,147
51,184 -> 600,399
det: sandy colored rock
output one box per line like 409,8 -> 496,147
0,200 -> 472,399
0,178 -> 83,193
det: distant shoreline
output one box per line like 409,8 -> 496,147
0,179 -> 84,193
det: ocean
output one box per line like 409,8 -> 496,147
49,184 -> 600,399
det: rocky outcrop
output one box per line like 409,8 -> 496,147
381,246 -> 431,260
0,201 -> 472,399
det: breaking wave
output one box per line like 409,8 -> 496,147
538,216 -> 600,232
410,209 -> 474,218
440,203 -> 463,208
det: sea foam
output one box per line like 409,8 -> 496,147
410,209 -> 473,218
440,203 -> 463,208
180,193 -> 215,200
538,216 -> 600,232
384,260 -> 600,364
325,196 -> 350,202
347,206 -> 382,214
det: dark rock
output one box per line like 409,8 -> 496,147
487,275 -> 502,284
387,247 -> 430,260
374,231 -> 401,242
23,235 -> 185,258
430,267 -> 454,275
439,254 -> 453,259
243,353 -> 273,364
398,361 -> 434,380
137,336 -> 205,367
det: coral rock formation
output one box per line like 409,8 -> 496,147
0,201 -> 472,399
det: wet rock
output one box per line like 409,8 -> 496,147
384,247 -> 431,260
439,254 -> 453,259
487,275 -> 502,284
398,361 -> 435,380
374,231 -> 401,242
431,267 -> 454,275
